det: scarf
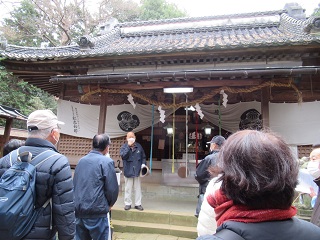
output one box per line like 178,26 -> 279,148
207,189 -> 297,226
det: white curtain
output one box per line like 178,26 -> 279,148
57,100 -> 174,139
58,99 -> 320,145
200,101 -> 320,145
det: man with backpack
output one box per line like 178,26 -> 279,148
0,109 -> 75,240
194,135 -> 225,218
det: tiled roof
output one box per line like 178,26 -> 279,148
0,105 -> 27,121
0,10 -> 320,61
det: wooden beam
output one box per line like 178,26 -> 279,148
261,87 -> 270,128
98,93 -> 108,134
3,119 -> 13,146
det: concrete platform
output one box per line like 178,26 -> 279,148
112,181 -> 199,239
114,194 -> 197,214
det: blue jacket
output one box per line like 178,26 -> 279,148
73,150 -> 119,218
311,177 -> 320,227
120,142 -> 146,178
0,138 -> 75,240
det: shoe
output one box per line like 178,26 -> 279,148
124,205 -> 131,210
135,205 -> 144,211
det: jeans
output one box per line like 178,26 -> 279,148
195,194 -> 204,217
75,217 -> 109,240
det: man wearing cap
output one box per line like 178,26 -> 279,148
194,135 -> 225,218
120,132 -> 147,211
0,109 -> 75,239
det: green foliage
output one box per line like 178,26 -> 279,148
0,67 -> 57,129
1,0 -> 47,47
0,0 -> 187,47
312,6 -> 320,17
139,0 -> 187,21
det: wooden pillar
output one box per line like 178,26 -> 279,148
261,87 -> 270,129
98,93 -> 108,134
3,118 -> 13,145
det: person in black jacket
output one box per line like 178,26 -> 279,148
2,138 -> 25,156
194,135 -> 225,217
120,131 -> 146,211
0,109 -> 75,240
73,133 -> 119,240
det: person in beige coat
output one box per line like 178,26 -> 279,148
197,176 -> 221,236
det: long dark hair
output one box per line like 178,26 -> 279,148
217,130 -> 299,209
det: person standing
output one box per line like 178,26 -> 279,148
307,147 -> 320,227
0,109 -> 75,239
120,132 -> 146,211
73,133 -> 119,240
196,130 -> 320,240
194,135 -> 225,217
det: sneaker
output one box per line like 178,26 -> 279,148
124,205 -> 131,210
135,205 -> 144,211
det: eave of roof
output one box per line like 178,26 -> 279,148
0,105 -> 27,121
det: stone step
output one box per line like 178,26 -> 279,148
111,207 -> 198,239
112,207 -> 197,227
112,219 -> 197,239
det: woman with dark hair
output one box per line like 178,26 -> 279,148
2,139 -> 25,156
197,130 -> 320,240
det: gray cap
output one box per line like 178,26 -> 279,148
207,135 -> 226,146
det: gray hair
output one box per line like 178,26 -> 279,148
28,128 -> 52,139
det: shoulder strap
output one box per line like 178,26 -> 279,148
11,148 -> 60,168
215,228 -> 246,240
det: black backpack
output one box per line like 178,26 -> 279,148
0,148 -> 58,240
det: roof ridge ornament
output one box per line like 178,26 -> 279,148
78,35 -> 94,50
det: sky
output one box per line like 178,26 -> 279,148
0,0 -> 319,19
166,0 -> 319,17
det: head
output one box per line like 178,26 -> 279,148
92,133 -> 111,155
27,109 -> 64,146
217,130 -> 299,210
307,148 -> 320,179
3,139 -> 25,156
126,132 -> 136,142
208,135 -> 225,152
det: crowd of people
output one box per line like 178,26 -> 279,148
0,109 -> 320,239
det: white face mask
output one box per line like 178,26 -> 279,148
53,135 -> 59,145
307,161 -> 320,179
128,138 -> 135,143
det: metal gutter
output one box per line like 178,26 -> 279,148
50,67 -> 320,84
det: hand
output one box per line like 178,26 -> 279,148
310,187 -> 316,198
127,138 -> 135,146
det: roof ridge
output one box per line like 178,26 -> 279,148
117,10 -> 286,28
